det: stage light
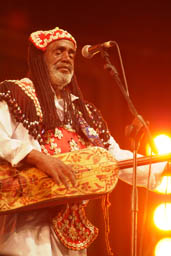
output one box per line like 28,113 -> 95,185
155,176 -> 171,194
154,238 -> 171,256
154,134 -> 171,155
153,203 -> 171,231
145,135 -> 171,256
146,134 -> 171,193
146,134 -> 171,155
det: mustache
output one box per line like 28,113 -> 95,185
56,63 -> 73,72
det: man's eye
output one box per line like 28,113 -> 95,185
55,50 -> 61,55
69,52 -> 75,59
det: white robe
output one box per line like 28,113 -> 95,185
0,101 -> 166,255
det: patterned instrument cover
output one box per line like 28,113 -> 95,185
0,146 -> 118,214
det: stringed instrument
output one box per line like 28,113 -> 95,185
0,146 -> 170,215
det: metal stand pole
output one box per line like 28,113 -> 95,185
100,49 -> 154,256
131,148 -> 139,256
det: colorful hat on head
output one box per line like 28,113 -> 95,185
29,27 -> 77,51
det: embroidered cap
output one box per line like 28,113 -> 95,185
29,27 -> 77,51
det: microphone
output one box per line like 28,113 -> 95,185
81,41 -> 115,59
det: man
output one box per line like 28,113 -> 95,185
0,27 -> 166,255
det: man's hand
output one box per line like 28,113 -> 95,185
24,150 -> 76,189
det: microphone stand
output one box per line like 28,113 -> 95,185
100,50 -> 155,256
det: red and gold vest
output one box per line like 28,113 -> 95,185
41,125 -> 99,250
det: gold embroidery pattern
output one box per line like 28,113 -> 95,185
87,127 -> 98,136
54,128 -> 63,139
0,147 -> 118,212
41,136 -> 61,156
52,203 -> 99,250
69,138 -> 80,151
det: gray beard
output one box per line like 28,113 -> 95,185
51,70 -> 73,90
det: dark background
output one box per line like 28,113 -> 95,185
1,1 -> 171,255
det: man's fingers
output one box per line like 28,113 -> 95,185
58,162 -> 76,186
51,165 -> 76,189
42,158 -> 77,188
58,173 -> 70,189
65,169 -> 76,186
60,168 -> 76,188
51,172 -> 60,186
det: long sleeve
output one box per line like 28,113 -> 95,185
0,101 -> 41,166
107,135 -> 166,190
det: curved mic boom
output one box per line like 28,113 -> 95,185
81,41 -> 115,59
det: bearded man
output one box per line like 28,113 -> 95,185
0,27 -> 166,256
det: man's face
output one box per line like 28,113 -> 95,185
44,39 -> 76,93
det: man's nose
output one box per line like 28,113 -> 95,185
61,51 -> 71,61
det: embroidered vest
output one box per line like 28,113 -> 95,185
41,126 -> 99,250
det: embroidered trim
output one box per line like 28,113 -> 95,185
13,78 -> 42,119
69,138 -> 80,151
41,126 -> 89,156
78,114 -> 104,148
85,103 -> 111,148
0,79 -> 43,143
52,203 -> 99,250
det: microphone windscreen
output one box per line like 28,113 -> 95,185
81,45 -> 92,59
